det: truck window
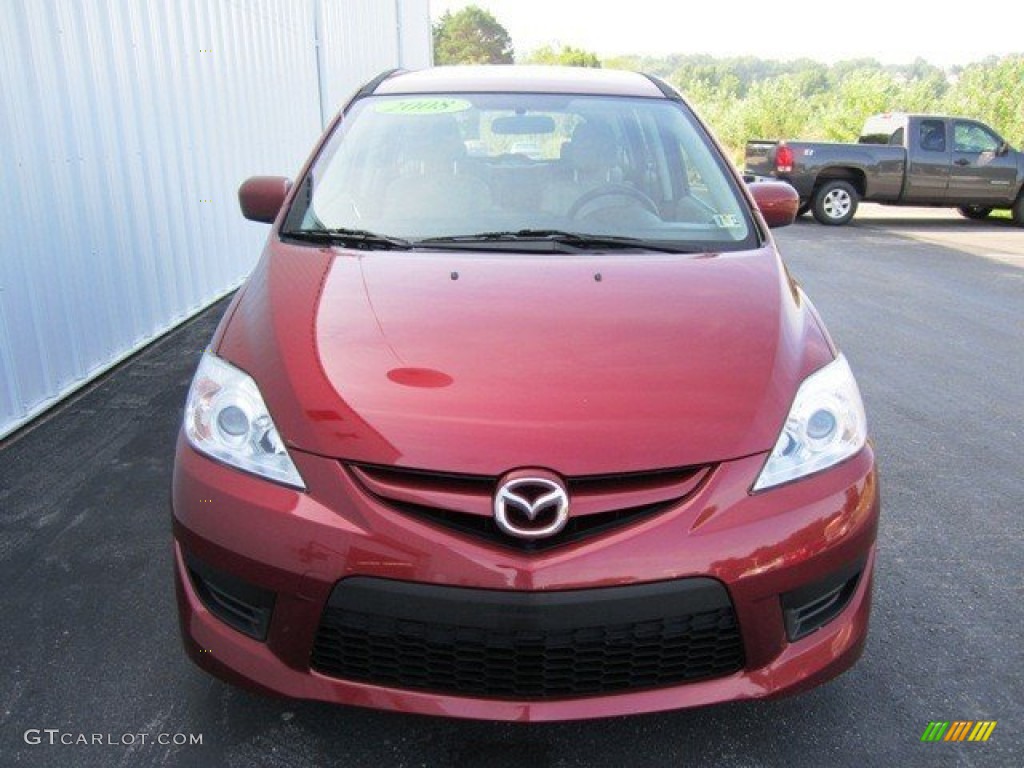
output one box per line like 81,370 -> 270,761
919,120 -> 946,152
858,132 -> 890,145
953,122 -> 1000,153
889,127 -> 904,146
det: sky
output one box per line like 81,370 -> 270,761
430,0 -> 1024,68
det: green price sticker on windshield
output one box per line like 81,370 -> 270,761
376,98 -> 471,115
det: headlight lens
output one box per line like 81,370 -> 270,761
184,351 -> 306,489
753,354 -> 867,491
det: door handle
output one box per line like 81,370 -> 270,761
954,158 -> 970,167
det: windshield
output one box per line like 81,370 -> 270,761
283,92 -> 756,251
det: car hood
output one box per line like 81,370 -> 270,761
216,242 -> 833,476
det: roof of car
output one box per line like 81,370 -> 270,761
373,66 -> 668,99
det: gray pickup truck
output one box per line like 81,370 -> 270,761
745,113 -> 1024,226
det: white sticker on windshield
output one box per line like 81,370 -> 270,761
713,213 -> 741,229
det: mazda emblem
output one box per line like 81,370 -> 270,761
493,474 -> 569,540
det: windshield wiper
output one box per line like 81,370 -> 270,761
417,230 -> 696,253
281,227 -> 413,250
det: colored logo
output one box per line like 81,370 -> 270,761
921,721 -> 996,742
376,98 -> 471,115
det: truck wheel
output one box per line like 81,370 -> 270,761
1013,195 -> 1024,227
958,205 -> 992,220
812,180 -> 858,225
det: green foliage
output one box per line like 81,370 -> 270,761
433,6 -> 514,65
945,55 -> 1024,148
740,77 -> 815,141
526,44 -> 602,68
604,53 -> 1024,163
819,70 -> 901,141
429,8 -> 1022,160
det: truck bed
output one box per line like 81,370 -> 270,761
745,140 -> 906,202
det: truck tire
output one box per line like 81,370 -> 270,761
958,205 -> 992,220
1013,195 -> 1024,227
812,180 -> 858,225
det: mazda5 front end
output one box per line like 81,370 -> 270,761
172,66 -> 880,721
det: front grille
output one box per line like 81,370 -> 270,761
347,462 -> 711,550
311,577 -> 744,699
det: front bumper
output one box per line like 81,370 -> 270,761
172,434 -> 879,721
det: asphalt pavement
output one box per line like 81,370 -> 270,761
1,206 -> 1021,767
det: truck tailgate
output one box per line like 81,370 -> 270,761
745,140 -> 778,177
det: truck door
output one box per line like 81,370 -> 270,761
904,118 -> 950,203
948,120 -> 1018,204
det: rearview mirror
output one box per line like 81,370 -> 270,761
491,115 -> 556,135
996,141 -> 1010,157
238,176 -> 292,223
748,181 -> 799,229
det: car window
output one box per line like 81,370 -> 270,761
287,93 -> 756,251
953,122 -> 1000,153
918,120 -> 946,153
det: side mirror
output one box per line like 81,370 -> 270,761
238,176 -> 292,223
996,141 -> 1010,157
749,180 -> 799,229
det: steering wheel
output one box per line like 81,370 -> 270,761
568,184 -> 660,220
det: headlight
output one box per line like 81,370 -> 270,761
184,351 -> 306,489
753,354 -> 867,492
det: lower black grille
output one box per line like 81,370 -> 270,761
311,577 -> 744,699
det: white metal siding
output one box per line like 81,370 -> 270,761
397,0 -> 433,72
320,0 -> 397,120
0,1 -> 430,439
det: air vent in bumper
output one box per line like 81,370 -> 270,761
781,558 -> 864,641
185,554 -> 275,641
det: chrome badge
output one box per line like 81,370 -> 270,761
493,473 -> 569,540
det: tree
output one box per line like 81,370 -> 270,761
526,44 -> 601,68
818,69 -> 901,141
604,51 -> 1021,161
433,6 -> 513,65
739,76 -> 815,144
946,55 -> 1024,148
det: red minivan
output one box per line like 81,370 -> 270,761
172,66 -> 879,721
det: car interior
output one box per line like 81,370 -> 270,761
304,93 -> 751,245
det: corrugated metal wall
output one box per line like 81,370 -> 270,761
0,0 -> 431,439
320,0 -> 400,124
